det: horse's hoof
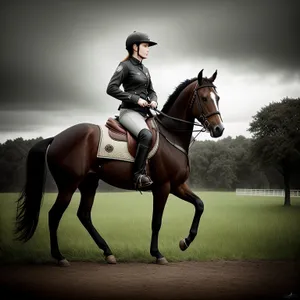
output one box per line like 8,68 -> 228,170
105,255 -> 117,264
156,257 -> 168,265
179,239 -> 188,251
58,259 -> 70,267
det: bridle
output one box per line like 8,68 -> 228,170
189,81 -> 221,126
151,80 -> 222,150
153,81 -> 221,132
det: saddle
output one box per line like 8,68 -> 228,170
105,117 -> 158,158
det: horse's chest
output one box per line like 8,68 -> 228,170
152,153 -> 189,184
171,161 -> 189,183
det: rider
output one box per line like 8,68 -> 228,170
106,31 -> 158,190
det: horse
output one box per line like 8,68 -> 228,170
15,69 -> 224,266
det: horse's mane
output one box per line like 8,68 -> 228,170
161,77 -> 197,113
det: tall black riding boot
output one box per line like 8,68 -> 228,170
133,129 -> 153,190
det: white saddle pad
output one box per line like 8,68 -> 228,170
97,119 -> 159,162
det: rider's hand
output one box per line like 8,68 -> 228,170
149,101 -> 157,109
137,98 -> 149,107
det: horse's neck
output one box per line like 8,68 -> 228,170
159,88 -> 194,153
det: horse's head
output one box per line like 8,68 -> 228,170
190,69 -> 224,138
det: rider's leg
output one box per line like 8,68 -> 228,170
119,109 -> 153,189
119,109 -> 148,137
132,128 -> 153,189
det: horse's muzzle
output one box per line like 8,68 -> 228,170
210,123 -> 224,138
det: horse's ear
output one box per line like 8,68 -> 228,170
198,69 -> 204,85
208,70 -> 217,82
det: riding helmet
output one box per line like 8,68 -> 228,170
125,31 -> 157,50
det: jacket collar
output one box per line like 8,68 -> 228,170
130,56 -> 143,66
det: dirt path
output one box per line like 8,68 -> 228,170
1,260 -> 299,300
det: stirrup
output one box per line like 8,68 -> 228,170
134,174 -> 153,191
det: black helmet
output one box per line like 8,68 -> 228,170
125,31 -> 157,50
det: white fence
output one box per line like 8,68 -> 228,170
236,189 -> 300,197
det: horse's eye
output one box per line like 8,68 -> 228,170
202,97 -> 207,102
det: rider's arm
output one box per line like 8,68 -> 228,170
106,63 -> 140,104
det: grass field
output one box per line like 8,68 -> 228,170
0,192 -> 300,264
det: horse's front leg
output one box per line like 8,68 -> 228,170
171,183 -> 204,251
150,182 -> 170,265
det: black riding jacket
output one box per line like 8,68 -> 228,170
106,57 -> 157,115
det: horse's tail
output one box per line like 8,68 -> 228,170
15,137 -> 54,242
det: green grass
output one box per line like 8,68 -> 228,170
1,192 -> 300,264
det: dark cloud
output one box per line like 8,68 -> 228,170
153,0 -> 300,74
0,110 -> 47,132
1,63 -> 84,111
0,0 -> 299,137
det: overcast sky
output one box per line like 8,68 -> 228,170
1,0 -> 299,143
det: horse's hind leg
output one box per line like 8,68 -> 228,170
77,172 -> 116,264
49,186 -> 77,266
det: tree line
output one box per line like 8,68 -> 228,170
0,97 -> 299,205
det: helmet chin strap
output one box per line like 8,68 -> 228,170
137,45 -> 146,60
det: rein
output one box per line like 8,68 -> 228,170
153,108 -> 204,128
153,110 -> 205,152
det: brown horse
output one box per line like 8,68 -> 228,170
15,69 -> 224,266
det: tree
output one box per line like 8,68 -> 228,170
248,98 -> 300,206
188,136 -> 269,190
0,137 -> 124,193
